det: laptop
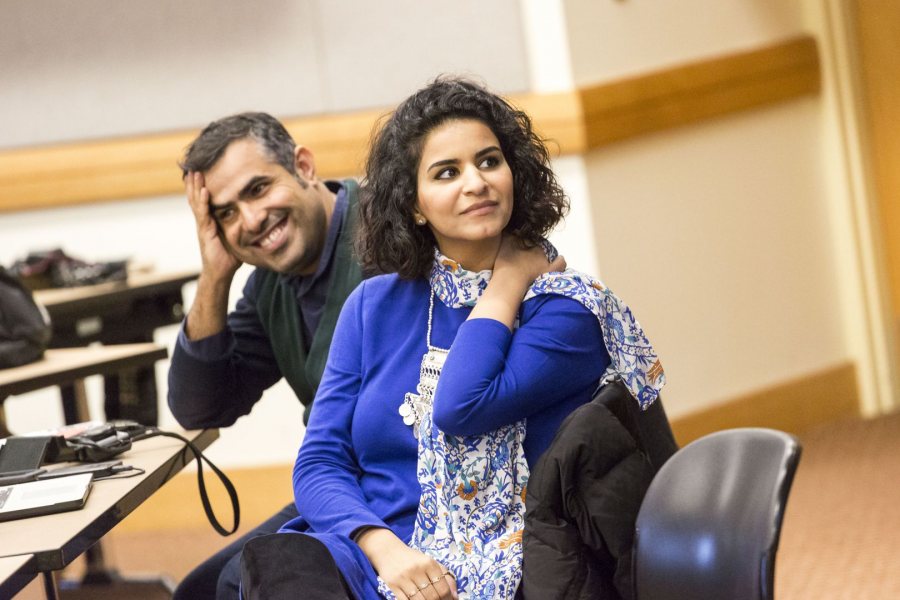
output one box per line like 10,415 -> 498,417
0,472 -> 93,522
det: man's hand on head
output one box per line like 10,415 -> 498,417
186,171 -> 241,281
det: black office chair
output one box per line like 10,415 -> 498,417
632,428 -> 802,600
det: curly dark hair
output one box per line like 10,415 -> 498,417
179,112 -> 297,177
358,77 -> 569,278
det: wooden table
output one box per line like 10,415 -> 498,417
34,270 -> 197,426
0,554 -> 37,599
33,270 -> 197,343
0,428 -> 219,599
0,343 -> 168,438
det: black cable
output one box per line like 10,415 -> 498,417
140,429 -> 241,536
93,466 -> 145,481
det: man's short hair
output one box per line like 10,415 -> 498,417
179,112 -> 297,176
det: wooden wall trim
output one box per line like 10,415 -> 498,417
0,35 -> 819,214
670,361 -> 859,446
579,35 -> 820,147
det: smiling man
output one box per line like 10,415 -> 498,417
168,112 -> 364,599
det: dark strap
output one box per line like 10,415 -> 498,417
141,429 -> 240,536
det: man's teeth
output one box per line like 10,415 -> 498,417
260,222 -> 284,248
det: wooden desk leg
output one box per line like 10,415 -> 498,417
0,401 -> 11,438
42,571 -> 60,600
58,380 -> 91,425
103,366 -> 159,426
72,380 -> 90,423
82,543 -> 118,585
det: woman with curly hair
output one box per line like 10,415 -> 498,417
247,77 -> 665,600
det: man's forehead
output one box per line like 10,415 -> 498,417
205,139 -> 279,202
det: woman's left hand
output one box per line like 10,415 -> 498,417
469,235 -> 565,329
357,528 -> 459,600
493,234 -> 566,284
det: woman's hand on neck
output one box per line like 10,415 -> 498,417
465,235 -> 566,330
438,236 -> 503,273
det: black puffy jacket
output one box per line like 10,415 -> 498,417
522,381 -> 677,599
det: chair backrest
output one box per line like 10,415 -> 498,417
632,428 -> 802,600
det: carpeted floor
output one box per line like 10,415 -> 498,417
774,412 -> 900,599
13,412 -> 900,599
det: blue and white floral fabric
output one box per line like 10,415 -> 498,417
525,255 -> 665,409
382,243 -> 665,600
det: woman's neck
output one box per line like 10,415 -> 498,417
436,238 -> 501,272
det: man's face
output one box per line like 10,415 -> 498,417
203,138 -> 327,276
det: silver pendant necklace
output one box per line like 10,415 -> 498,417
399,292 -> 449,438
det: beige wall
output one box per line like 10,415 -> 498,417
0,0 -> 529,149
584,100 -> 846,416
563,0 -> 806,84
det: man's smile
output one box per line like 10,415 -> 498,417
251,217 -> 289,251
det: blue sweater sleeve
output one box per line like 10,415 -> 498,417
433,295 -> 608,437
167,271 -> 283,429
293,282 -> 388,537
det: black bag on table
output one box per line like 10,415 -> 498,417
0,266 -> 52,369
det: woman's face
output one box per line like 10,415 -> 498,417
415,118 -> 514,267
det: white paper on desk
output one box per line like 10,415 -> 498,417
0,472 -> 92,522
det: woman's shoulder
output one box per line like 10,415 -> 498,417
358,272 -> 401,290
523,269 -> 599,309
357,272 -> 422,294
522,292 -> 599,323
520,270 -> 609,331
350,273 -> 427,308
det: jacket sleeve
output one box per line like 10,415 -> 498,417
292,281 -> 389,537
433,294 -> 608,437
167,271 -> 283,429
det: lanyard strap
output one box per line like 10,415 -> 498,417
138,429 -> 241,536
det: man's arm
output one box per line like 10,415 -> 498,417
168,272 -> 283,428
167,172 -> 279,429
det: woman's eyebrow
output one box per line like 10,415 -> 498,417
426,146 -> 501,172
474,146 -> 501,160
426,158 -> 458,172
